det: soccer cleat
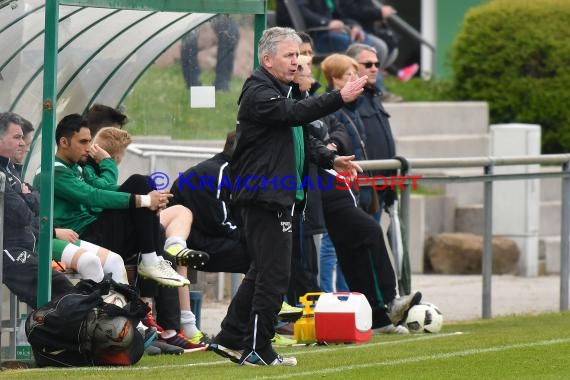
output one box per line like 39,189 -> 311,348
375,324 -> 409,334
165,245 -> 210,268
242,352 -> 297,366
275,322 -> 295,336
145,344 -> 162,356
159,332 -> 208,352
278,301 -> 303,322
149,340 -> 184,355
187,330 -> 211,347
387,291 -> 422,326
138,326 -> 159,349
142,310 -> 164,332
208,342 -> 243,363
271,333 -> 297,346
138,258 -> 190,287
397,63 -> 419,82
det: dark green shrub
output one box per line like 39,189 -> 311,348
450,0 -> 570,153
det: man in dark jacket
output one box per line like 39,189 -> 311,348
209,27 -> 366,367
170,132 -> 249,274
346,43 -> 397,212
0,112 -> 77,307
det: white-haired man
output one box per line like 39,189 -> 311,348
209,26 -> 366,366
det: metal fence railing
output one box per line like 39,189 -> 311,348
127,145 -> 570,319
359,154 -> 570,319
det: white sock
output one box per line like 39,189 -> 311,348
180,309 -> 198,337
160,330 -> 176,339
76,252 -> 105,282
102,251 -> 129,284
61,244 -> 104,282
140,252 -> 159,265
164,236 -> 186,251
60,243 -> 81,267
78,240 -> 129,284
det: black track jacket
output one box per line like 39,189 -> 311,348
232,66 -> 346,210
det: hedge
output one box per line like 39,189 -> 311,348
450,0 -> 570,153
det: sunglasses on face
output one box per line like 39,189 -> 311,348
359,61 -> 380,69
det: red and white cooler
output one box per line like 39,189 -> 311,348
314,292 -> 372,343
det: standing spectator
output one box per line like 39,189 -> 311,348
320,54 -> 366,292
285,53 -> 328,306
346,43 -> 397,213
180,14 -> 240,91
318,166 -> 421,333
208,26 -> 365,367
319,53 -> 372,293
297,31 -> 321,95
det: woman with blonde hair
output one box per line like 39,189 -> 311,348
318,54 -> 366,294
319,55 -> 421,334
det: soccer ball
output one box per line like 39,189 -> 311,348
102,290 -> 127,308
92,315 -> 137,365
404,303 -> 443,333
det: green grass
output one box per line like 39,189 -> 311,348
381,76 -> 454,102
123,64 -> 244,140
4,312 -> 570,379
123,64 -> 453,141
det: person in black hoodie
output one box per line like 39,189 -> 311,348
208,26 -> 366,367
170,131 -> 249,275
0,112 -> 77,307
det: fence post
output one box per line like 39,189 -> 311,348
560,162 -> 570,311
482,164 -> 493,319
0,172 -> 6,360
399,159 -> 412,295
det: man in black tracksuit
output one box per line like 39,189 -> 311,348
0,112 -> 76,307
209,27 -> 366,366
169,133 -> 249,275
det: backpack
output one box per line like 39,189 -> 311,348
25,275 -> 149,367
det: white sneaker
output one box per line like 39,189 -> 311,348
375,324 -> 409,334
387,291 -> 422,326
242,353 -> 297,366
270,355 -> 297,366
138,258 -> 190,287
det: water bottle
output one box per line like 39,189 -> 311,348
16,315 -> 32,361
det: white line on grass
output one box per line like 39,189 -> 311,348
256,337 -> 570,379
289,331 -> 465,356
20,332 -> 464,373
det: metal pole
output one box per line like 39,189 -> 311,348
231,273 -> 241,298
253,11 -> 266,69
388,14 -> 436,52
37,0 -> 59,307
0,172 -> 8,360
217,272 -> 224,301
482,165 -> 493,319
400,161 -> 411,295
560,162 -> 570,311
8,292 -> 17,359
150,154 -> 156,174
